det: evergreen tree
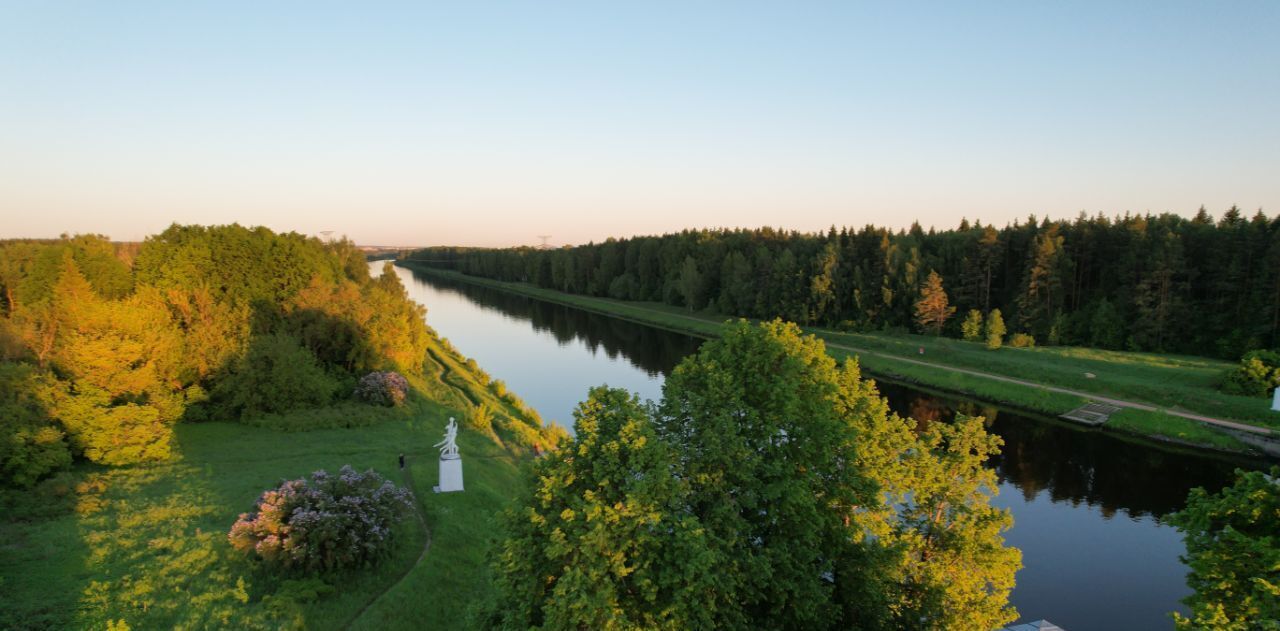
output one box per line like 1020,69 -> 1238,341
1017,225 -> 1069,337
1087,299 -> 1124,349
717,251 -> 754,315
677,256 -> 703,311
1132,228 -> 1186,350
914,270 -> 956,335
976,226 -> 1003,313
809,243 -> 839,324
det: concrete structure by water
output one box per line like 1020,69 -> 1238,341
1004,621 -> 1064,631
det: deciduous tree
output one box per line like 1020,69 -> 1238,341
961,309 -> 984,341
486,387 -> 715,630
985,309 -> 1006,350
1170,467 -> 1280,629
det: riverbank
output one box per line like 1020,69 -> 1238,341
402,263 -> 1280,457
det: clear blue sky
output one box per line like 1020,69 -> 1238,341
2,2 -> 1277,246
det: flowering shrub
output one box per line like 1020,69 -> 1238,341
354,371 -> 410,407
1221,350 -> 1280,396
228,466 -> 413,572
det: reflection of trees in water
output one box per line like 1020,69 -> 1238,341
876,381 -> 1243,521
412,271 -> 703,378
413,268 -> 1248,522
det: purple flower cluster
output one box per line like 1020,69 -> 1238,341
228,465 -> 413,572
354,371 -> 410,407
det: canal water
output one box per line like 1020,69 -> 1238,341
385,261 -> 1250,630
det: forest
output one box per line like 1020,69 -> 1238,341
0,224 -> 436,487
411,207 -> 1280,360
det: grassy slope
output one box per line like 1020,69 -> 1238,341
0,334 -> 545,630
405,265 -> 1274,452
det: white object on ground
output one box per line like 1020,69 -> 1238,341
1272,387 -> 1280,412
436,455 -> 464,493
433,417 -> 464,493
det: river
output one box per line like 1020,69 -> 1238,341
384,261 -> 1251,630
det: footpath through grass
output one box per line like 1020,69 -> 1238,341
406,265 -> 1279,453
0,334 -> 545,630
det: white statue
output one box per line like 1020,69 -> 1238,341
435,417 -> 460,459
434,417 -> 464,493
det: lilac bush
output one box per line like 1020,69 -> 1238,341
229,465 -> 413,572
354,371 -> 410,406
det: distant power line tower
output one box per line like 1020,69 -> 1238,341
537,235 -> 552,250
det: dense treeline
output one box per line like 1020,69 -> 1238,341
0,225 -> 432,486
412,207 -> 1280,358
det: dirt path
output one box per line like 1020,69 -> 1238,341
345,464 -> 433,630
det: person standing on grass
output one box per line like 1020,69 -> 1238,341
399,453 -> 405,469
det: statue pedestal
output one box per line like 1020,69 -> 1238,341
434,455 -> 464,493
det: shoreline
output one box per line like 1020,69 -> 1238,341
398,261 -> 1278,461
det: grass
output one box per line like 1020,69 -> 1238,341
1106,408 -> 1249,451
404,264 -> 1277,453
811,328 -> 1274,426
0,331 -> 549,630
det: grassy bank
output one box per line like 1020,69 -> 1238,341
1,332 -> 547,630
404,264 -> 1278,454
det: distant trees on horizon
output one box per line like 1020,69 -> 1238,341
411,206 -> 1280,359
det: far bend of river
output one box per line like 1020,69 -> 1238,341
384,261 -> 1254,631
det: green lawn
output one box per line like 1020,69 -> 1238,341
405,265 -> 1278,452
0,334 -> 546,630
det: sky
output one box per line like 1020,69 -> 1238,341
2,2 -> 1277,247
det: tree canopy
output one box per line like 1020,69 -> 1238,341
487,320 -> 1020,629
0,226 -> 434,485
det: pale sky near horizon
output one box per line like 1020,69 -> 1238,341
2,2 -> 1277,247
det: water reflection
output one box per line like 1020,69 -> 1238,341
407,267 -> 705,377
394,263 -> 1262,630
875,381 -> 1245,521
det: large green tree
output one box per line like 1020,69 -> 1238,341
654,320 -> 880,628
491,320 -> 1020,629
